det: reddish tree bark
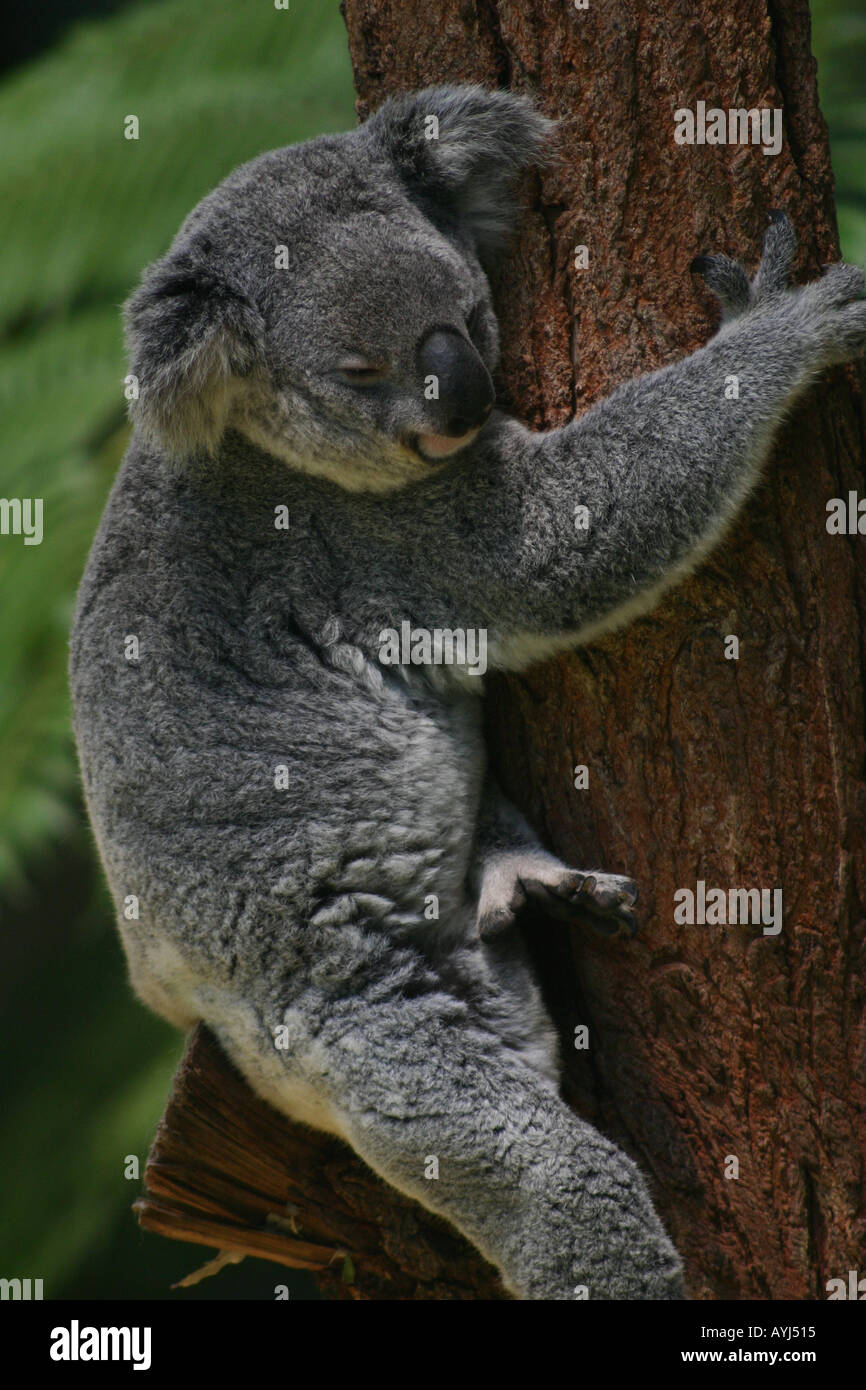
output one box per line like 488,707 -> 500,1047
342,0 -> 866,1299
139,0 -> 866,1299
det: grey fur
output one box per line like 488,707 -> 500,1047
70,84 -> 866,1300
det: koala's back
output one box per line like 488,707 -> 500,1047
70,437 -> 486,1025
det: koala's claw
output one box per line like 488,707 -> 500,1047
691,209 -> 797,318
520,870 -> 639,939
690,254 -> 751,315
752,209 -> 797,299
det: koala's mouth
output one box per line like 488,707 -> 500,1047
408,426 -> 482,462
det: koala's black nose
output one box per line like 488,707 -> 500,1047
416,328 -> 494,435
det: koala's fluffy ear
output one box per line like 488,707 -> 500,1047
123,249 -> 264,461
366,84 -> 554,255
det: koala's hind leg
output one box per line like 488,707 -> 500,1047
233,954 -> 684,1301
473,778 -> 638,941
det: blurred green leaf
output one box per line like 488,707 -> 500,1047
0,0 -> 355,886
812,0 -> 866,261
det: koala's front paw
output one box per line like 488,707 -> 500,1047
692,210 -> 866,366
789,261 -> 866,367
690,208 -> 796,319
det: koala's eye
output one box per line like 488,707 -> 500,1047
336,357 -> 389,386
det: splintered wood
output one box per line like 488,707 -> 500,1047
135,1024 -> 507,1299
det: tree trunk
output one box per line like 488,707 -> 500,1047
341,0 -> 866,1300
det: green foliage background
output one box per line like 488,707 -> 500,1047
0,0 -> 862,1299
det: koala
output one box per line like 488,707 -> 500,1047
69,84 -> 866,1301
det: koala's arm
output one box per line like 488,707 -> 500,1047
395,218 -> 865,662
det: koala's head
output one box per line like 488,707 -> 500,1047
124,85 -> 552,491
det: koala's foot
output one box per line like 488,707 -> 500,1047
477,851 -> 638,942
523,868 -> 639,937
